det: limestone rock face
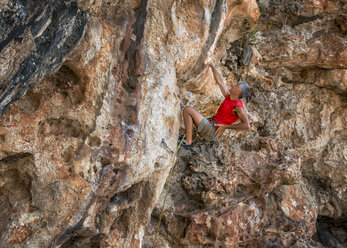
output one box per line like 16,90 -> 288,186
0,0 -> 346,248
145,0 -> 347,247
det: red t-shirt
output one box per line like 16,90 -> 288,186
212,95 -> 244,125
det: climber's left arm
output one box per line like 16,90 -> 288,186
208,63 -> 229,97
214,106 -> 250,136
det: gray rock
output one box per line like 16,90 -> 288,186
240,44 -> 253,66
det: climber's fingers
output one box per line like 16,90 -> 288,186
215,125 -> 227,137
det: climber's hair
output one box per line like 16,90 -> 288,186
238,81 -> 250,99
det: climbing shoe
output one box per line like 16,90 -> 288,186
179,138 -> 192,149
177,134 -> 185,142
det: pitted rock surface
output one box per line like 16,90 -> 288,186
0,0 -> 346,247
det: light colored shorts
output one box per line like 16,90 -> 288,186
197,117 -> 220,141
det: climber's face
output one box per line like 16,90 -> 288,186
229,81 -> 242,96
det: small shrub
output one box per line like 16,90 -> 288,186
247,29 -> 260,44
257,2 -> 267,15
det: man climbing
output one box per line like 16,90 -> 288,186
179,63 -> 250,148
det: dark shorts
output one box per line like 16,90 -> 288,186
197,117 -> 220,141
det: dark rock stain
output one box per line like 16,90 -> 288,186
192,0 -> 225,76
0,0 -> 88,115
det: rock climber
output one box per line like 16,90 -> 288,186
179,63 -> 250,148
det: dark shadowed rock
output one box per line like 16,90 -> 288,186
0,0 -> 87,115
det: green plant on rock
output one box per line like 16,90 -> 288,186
258,2 -> 267,15
247,29 -> 259,44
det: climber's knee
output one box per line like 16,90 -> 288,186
183,106 -> 204,126
183,106 -> 193,115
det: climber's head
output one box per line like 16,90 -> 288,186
238,81 -> 250,99
230,81 -> 250,99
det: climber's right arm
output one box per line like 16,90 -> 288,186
208,64 -> 229,97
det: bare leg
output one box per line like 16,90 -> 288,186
183,106 -> 204,144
